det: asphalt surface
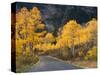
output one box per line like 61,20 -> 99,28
29,56 -> 81,72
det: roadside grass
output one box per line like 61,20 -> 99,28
68,60 -> 97,68
16,55 -> 39,73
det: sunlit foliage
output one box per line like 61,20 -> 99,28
16,7 -> 46,56
13,6 -> 97,61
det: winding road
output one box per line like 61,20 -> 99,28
29,56 -> 81,72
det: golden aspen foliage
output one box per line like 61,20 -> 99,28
78,19 -> 97,44
84,46 -> 97,60
15,6 -> 97,61
55,19 -> 97,59
45,33 -> 55,43
57,20 -> 81,48
36,24 -> 45,30
16,7 -> 46,56
45,33 -> 54,39
30,7 -> 41,20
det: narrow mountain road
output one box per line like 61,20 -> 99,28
29,56 -> 81,72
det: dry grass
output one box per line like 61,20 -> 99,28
16,55 -> 39,73
67,60 -> 97,68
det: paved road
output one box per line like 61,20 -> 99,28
29,56 -> 81,72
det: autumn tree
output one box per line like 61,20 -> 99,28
16,7 -> 46,56
76,19 -> 97,59
57,20 -> 81,57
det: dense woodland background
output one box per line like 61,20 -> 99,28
11,3 -> 97,72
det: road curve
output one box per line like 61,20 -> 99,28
28,56 -> 81,72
